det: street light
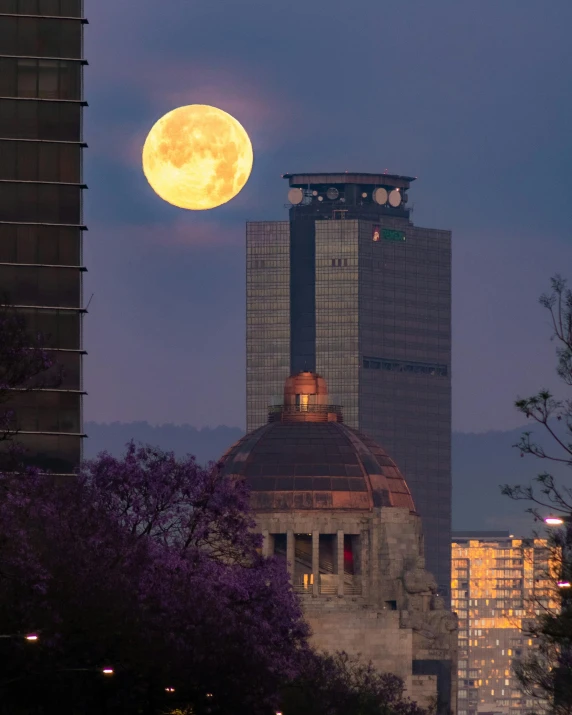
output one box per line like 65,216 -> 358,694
544,515 -> 572,526
55,667 -> 115,676
557,581 -> 571,589
165,687 -> 175,693
0,665 -> 115,690
0,633 -> 39,642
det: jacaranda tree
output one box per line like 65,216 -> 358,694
0,301 -> 57,446
0,444 -> 309,715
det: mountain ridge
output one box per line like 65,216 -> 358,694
84,420 -> 567,534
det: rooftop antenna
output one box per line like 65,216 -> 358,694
86,293 -> 94,311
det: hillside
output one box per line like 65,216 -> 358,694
84,421 -> 568,534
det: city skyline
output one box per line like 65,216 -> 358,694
0,3 -> 571,715
82,0 -> 572,434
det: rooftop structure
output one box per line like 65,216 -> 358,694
282,171 -> 415,221
224,371 -> 415,512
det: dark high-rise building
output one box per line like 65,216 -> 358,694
0,0 -> 86,474
246,172 -> 452,597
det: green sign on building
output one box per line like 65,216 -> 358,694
382,228 -> 406,243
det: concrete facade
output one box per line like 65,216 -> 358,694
257,507 -> 457,714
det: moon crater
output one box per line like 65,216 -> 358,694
142,104 -> 253,211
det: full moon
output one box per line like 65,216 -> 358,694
142,104 -> 254,211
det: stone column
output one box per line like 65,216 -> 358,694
312,530 -> 320,596
287,530 -> 295,582
337,530 -> 344,597
262,530 -> 270,558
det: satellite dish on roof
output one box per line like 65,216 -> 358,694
326,187 -> 339,200
373,188 -> 388,205
288,188 -> 303,205
388,189 -> 401,207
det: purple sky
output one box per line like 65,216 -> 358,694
83,0 -> 572,433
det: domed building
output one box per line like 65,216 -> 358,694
221,373 -> 457,714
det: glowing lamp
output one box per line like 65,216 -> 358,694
557,581 -> 571,589
165,687 -> 175,693
102,668 -> 114,675
25,634 -> 38,642
545,517 -> 565,525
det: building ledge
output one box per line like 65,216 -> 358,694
0,179 -> 87,188
0,137 -> 87,146
0,262 -> 86,270
0,221 -> 87,229
0,14 -> 88,22
0,96 -> 87,105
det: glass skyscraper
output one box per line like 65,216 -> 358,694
247,172 -> 452,597
0,0 -> 86,474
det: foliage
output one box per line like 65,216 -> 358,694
0,301 -> 59,446
0,444 -> 309,715
501,275 -> 572,714
281,651 -> 427,715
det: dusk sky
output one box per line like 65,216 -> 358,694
83,0 -> 572,433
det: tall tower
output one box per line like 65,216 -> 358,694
0,0 -> 86,474
246,172 -> 452,598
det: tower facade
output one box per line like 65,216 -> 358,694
246,172 -> 452,598
0,0 -> 86,474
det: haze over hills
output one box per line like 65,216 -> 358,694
84,421 -> 568,535
84,421 -> 243,467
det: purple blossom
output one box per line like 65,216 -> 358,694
0,304 -> 61,446
0,443 -> 309,714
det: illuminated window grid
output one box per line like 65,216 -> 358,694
452,536 -> 559,715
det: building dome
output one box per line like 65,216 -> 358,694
221,372 -> 415,512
